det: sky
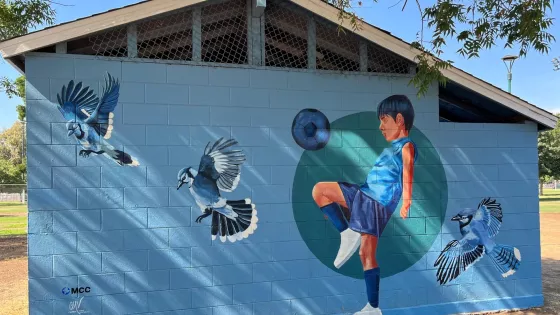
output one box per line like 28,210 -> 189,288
0,0 -> 559,129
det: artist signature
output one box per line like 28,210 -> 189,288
68,296 -> 89,314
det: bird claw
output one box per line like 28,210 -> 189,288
79,150 -> 91,158
195,209 -> 212,223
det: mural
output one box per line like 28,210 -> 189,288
56,73 -> 139,166
434,198 -> 522,285
291,108 -> 331,150
176,138 -> 258,242
292,95 -> 428,314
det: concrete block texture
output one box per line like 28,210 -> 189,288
26,56 -> 541,315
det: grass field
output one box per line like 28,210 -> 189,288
0,189 -> 558,237
540,189 -> 560,213
0,202 -> 27,236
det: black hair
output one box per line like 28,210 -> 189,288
376,95 -> 415,131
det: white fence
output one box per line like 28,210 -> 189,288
0,193 -> 26,203
543,181 -> 559,189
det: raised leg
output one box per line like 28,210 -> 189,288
313,182 -> 360,269
312,182 -> 348,208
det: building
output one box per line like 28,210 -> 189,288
0,0 -> 555,314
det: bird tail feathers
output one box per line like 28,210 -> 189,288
212,199 -> 258,243
489,244 -> 521,278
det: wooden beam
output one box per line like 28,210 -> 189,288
252,0 -> 266,17
265,37 -> 304,58
0,0 -> 209,58
249,0 -> 266,67
307,17 -> 316,69
55,42 -> 67,54
267,16 -> 386,71
359,41 -> 367,72
127,24 -> 138,58
247,0 -> 253,64
192,8 -> 202,61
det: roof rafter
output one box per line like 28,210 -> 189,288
0,0 -> 555,129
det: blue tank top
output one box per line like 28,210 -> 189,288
360,137 -> 417,211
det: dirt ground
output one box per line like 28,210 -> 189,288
0,216 -> 559,315
0,236 -> 27,315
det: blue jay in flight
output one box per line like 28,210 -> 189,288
435,198 -> 521,285
56,73 -> 139,166
177,138 -> 258,242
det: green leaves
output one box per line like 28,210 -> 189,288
539,114 -> 560,182
1,1 -> 54,119
0,121 -> 25,184
325,0 -> 555,97
554,57 -> 559,71
0,0 -> 55,41
0,157 -> 25,184
1,75 -> 26,120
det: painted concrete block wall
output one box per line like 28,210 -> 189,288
26,53 -> 541,315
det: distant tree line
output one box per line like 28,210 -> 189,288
539,114 -> 560,196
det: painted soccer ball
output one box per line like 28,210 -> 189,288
291,108 -> 331,151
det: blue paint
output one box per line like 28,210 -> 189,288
26,57 -> 541,315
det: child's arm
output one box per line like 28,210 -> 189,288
400,142 -> 415,219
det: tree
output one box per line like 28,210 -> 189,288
538,114 -> 560,195
1,75 -> 25,120
0,0 -> 55,115
554,57 -> 559,71
0,0 -> 55,41
0,158 -> 25,184
0,121 -> 25,165
0,121 -> 26,184
329,0 -> 554,95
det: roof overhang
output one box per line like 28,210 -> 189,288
0,0 -> 556,129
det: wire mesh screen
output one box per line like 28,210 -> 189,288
137,9 -> 193,60
264,1 -> 308,69
315,19 -> 360,72
88,26 -> 129,57
63,0 -> 415,75
367,43 -> 412,74
201,0 -> 248,64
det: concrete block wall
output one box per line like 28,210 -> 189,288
26,53 -> 541,315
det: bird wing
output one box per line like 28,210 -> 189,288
434,238 -> 485,285
198,138 -> 246,192
56,80 -> 99,122
84,73 -> 120,140
477,197 -> 503,238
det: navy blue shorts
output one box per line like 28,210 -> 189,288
338,182 -> 393,237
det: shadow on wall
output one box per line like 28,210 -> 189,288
25,76 -> 541,313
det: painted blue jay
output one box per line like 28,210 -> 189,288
177,138 -> 258,242
434,198 -> 521,285
56,73 -> 139,166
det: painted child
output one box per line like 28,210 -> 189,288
312,95 -> 417,315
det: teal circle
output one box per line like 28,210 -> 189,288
292,111 -> 447,279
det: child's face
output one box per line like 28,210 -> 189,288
379,114 -> 405,141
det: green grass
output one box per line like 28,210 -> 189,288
0,188 -> 555,237
540,189 -> 560,213
0,202 -> 27,236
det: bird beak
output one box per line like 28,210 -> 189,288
451,215 -> 461,221
177,181 -> 184,190
67,130 -> 74,136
